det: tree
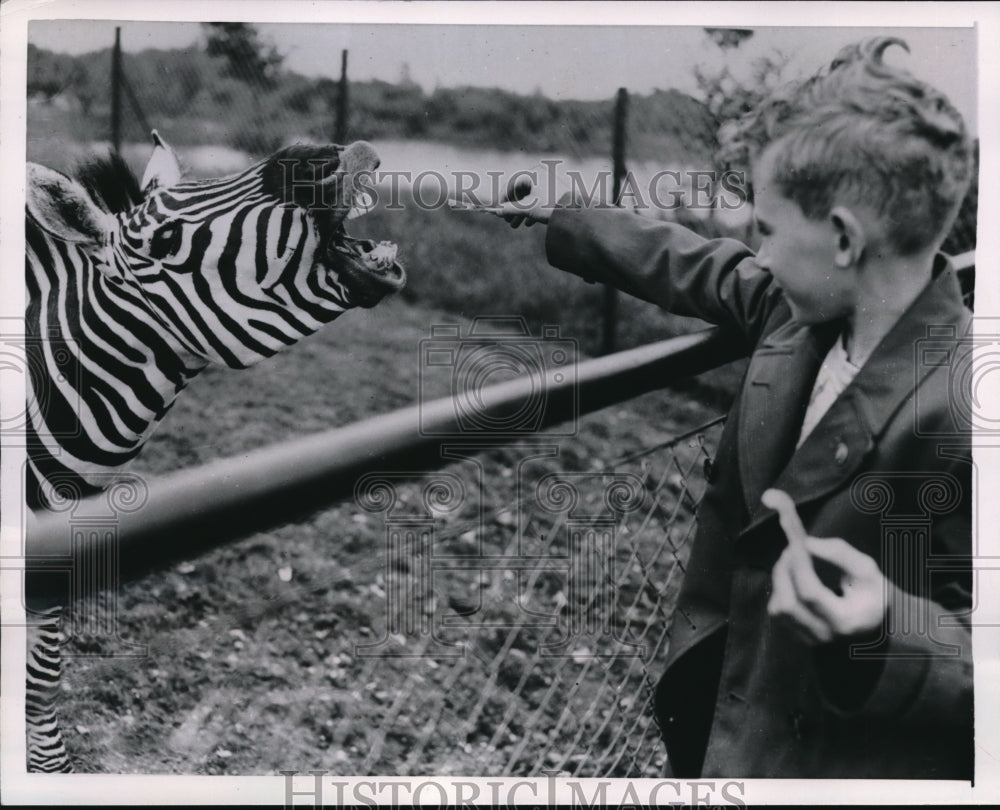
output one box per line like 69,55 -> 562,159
703,28 -> 754,51
203,23 -> 283,88
27,44 -> 76,98
69,61 -> 104,117
694,28 -> 789,127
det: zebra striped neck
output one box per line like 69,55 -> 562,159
26,220 -> 208,498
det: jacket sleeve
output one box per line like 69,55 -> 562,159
544,206 -> 782,346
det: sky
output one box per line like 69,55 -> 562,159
27,20 -> 978,133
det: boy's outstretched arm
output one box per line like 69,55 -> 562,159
498,180 -> 779,344
545,206 -> 777,344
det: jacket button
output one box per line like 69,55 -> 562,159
834,440 -> 849,465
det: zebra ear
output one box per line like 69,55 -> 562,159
141,130 -> 181,192
26,163 -> 113,248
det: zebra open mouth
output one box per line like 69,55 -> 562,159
314,175 -> 406,308
326,231 -> 407,308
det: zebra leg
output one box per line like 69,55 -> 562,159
26,606 -> 73,773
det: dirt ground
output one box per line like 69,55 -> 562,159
46,295 -> 724,775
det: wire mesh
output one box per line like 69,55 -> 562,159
321,415 -> 726,777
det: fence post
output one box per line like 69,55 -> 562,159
111,27 -> 122,152
603,87 -> 628,355
335,49 -> 349,143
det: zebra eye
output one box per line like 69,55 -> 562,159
149,223 -> 183,261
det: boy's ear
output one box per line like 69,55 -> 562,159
830,206 -> 866,269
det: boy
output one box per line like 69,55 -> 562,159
502,37 -> 974,778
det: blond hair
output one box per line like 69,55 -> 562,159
721,37 -> 973,255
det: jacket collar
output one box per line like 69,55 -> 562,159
739,255 -> 970,538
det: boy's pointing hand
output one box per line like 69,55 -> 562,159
498,175 -> 554,228
762,489 -> 891,646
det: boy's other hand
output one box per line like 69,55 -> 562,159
763,488 -> 891,646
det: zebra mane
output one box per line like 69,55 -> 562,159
74,152 -> 143,214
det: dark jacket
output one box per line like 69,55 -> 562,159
545,207 -> 973,779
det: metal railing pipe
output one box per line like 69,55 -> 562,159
25,327 -> 744,589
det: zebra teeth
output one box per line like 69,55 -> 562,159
346,190 -> 375,221
331,238 -> 398,273
362,241 -> 398,272
326,234 -> 405,301
332,238 -> 364,258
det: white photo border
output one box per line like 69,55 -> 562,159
2,1 -> 998,804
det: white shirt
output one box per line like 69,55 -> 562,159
796,334 -> 863,449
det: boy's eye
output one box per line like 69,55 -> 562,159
150,223 -> 183,260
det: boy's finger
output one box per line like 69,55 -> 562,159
762,489 -> 846,619
498,202 -> 551,224
788,557 -> 843,623
771,549 -> 824,620
769,552 -> 832,644
498,201 -> 531,218
761,489 -> 808,550
804,537 -> 882,581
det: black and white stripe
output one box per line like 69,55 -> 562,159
25,607 -> 72,773
24,136 -> 404,772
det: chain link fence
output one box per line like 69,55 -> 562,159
294,416 -> 725,776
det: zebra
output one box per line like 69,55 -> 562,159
23,133 -> 405,772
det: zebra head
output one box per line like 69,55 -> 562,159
26,135 -> 405,369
